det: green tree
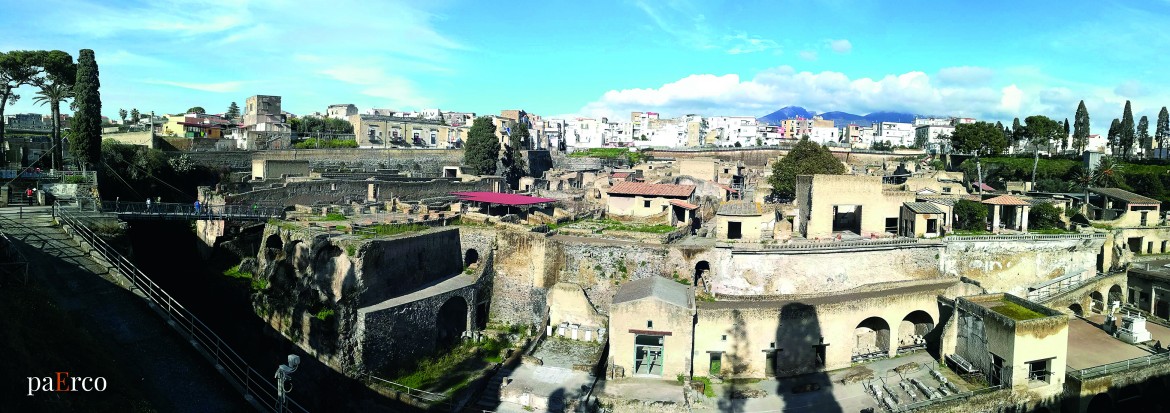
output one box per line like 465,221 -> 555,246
1120,100 -> 1135,159
767,137 -> 846,199
226,102 -> 240,120
1011,117 -> 1025,146
186,106 -> 205,114
1137,115 -> 1151,156
70,49 -> 101,170
463,117 -> 498,175
0,50 -> 38,161
953,199 -> 988,231
1158,107 -> 1170,150
502,122 -> 529,189
1073,100 -> 1090,154
118,108 -> 127,124
1062,118 -> 1070,152
130,108 -> 140,124
29,50 -> 76,170
950,121 -> 1007,155
1024,115 -> 1061,153
1095,156 -> 1123,188
1108,118 -> 1121,156
1028,203 -> 1063,230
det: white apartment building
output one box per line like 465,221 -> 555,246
707,116 -> 759,146
915,124 -> 955,153
326,104 -> 358,120
875,122 -> 915,147
913,117 -> 952,127
807,126 -> 839,145
564,118 -> 606,149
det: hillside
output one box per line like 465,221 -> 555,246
757,106 -> 919,127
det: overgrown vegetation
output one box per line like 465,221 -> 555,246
292,138 -> 359,149
314,308 -> 335,321
958,155 -> 1170,207
594,218 -> 676,233
990,301 -> 1047,321
355,223 -> 429,238
953,200 -> 988,231
1028,203 -> 1063,230
768,137 -> 847,199
223,264 -> 267,291
313,212 -> 347,221
568,147 -> 647,165
390,337 -> 513,392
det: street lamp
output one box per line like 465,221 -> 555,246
275,354 -> 300,412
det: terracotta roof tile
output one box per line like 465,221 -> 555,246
669,199 -> 699,210
981,194 -> 1031,206
607,181 -> 695,198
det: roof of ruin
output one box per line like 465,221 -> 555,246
717,201 -> 763,216
613,276 -> 693,309
607,181 -> 695,198
669,199 -> 699,210
1089,187 -> 1160,205
981,194 -> 1031,206
451,192 -> 556,206
904,202 -> 944,214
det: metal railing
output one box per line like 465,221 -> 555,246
53,203 -> 309,412
1068,351 -> 1170,381
104,202 -> 284,221
897,385 -> 1004,412
1029,272 -> 1111,303
363,372 -> 453,407
719,237 -> 935,251
0,230 -> 30,285
944,233 -> 1106,242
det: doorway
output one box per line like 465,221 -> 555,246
634,335 -> 665,376
728,221 -> 742,239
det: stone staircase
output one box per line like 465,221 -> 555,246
475,371 -> 509,410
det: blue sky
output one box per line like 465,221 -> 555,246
3,0 -> 1169,133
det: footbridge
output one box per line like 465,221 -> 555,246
104,201 -> 284,221
5,204 -> 310,412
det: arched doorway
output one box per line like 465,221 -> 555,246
897,311 -> 934,353
1087,393 -> 1112,413
1109,285 -> 1124,306
464,249 -> 479,268
1069,303 -> 1084,317
1090,291 -> 1105,314
694,261 -> 710,292
853,317 -> 891,361
436,296 -> 469,349
264,233 -> 284,261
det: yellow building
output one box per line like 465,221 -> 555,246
714,201 -> 773,240
951,294 -> 1068,398
794,175 -> 914,239
349,114 -> 466,148
605,181 -> 696,225
609,276 -> 695,379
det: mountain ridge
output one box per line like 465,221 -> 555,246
758,106 -> 919,127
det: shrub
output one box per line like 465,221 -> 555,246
1028,203 -> 1063,230
953,200 -> 988,231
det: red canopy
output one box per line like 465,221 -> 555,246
452,192 -> 556,206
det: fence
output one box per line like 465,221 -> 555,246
103,202 -> 285,221
363,372 -> 453,406
53,203 -> 309,412
1029,272 -> 1112,303
897,385 -> 1004,412
718,237 -> 936,251
944,233 -> 1106,242
1068,351 -> 1170,381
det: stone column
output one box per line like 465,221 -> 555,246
1020,206 -> 1029,232
991,205 -> 1001,232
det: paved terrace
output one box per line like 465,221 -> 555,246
704,278 -> 958,309
358,273 -> 476,313
1066,314 -> 1170,371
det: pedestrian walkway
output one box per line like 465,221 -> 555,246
0,210 -> 248,412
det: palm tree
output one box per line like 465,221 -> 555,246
32,82 -> 72,170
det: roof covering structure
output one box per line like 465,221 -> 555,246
1090,187 -> 1161,205
982,195 -> 1031,206
904,201 -> 945,214
669,199 -> 699,210
717,201 -> 764,216
451,192 -> 556,206
612,276 -> 693,309
607,181 -> 695,198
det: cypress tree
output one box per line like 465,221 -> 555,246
463,117 -> 498,175
1073,100 -> 1090,154
1121,100 -> 1135,159
1157,107 -> 1169,150
71,49 -> 101,170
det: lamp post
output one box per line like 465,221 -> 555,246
275,354 -> 300,412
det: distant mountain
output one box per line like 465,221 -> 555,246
757,106 -> 920,127
758,106 -> 815,125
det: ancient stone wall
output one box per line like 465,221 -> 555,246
940,237 -> 1104,297
358,228 -> 464,305
183,148 -> 465,176
227,178 -> 494,206
714,245 -> 942,295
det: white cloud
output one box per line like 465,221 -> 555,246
577,66 -> 1066,122
1114,80 -> 1148,98
937,66 -> 995,85
726,33 -> 780,55
144,80 -> 245,93
320,64 -> 431,109
799,50 -> 818,61
828,39 -> 852,54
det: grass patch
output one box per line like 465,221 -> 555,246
709,359 -> 721,376
1091,223 -> 1114,230
391,338 -> 512,391
585,218 -> 676,234
1029,228 -> 1073,234
990,301 -> 1047,321
313,212 -> 348,221
356,223 -> 428,238
949,229 -> 992,236
223,264 -> 252,280
293,138 -> 359,149
694,376 -> 715,398
568,147 -> 646,164
315,308 -> 335,321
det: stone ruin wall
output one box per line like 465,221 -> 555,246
940,237 -> 1104,297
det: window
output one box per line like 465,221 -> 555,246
1027,359 -> 1052,384
647,320 -> 653,328
721,335 -> 727,341
644,200 -> 651,208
